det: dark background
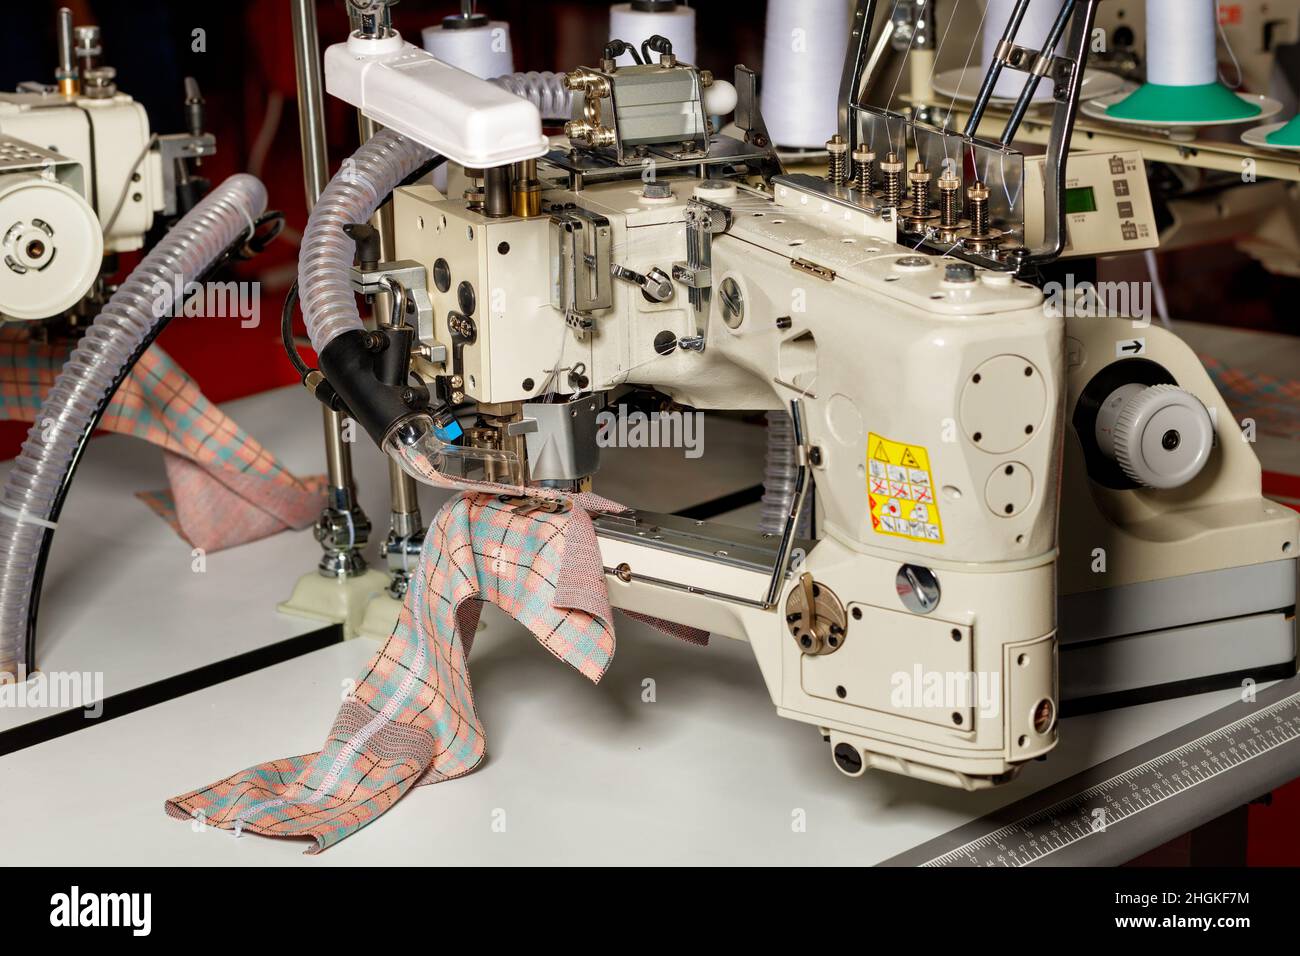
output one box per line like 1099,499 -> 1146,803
1,0 -> 1296,865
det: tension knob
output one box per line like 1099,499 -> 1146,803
1095,383 -> 1214,489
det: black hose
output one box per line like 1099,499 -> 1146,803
281,278 -> 312,380
604,39 -> 644,65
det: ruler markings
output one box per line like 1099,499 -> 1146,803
920,693 -> 1300,867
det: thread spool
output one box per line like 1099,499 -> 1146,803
1146,0 -> 1215,86
423,14 -> 514,194
421,18 -> 514,78
1106,0 -> 1261,124
981,0 -> 1063,101
609,2 -> 696,66
1265,114 -> 1300,147
760,0 -> 851,149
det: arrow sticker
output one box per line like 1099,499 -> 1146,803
1116,338 -> 1146,357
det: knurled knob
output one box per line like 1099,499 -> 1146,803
1095,383 -> 1214,489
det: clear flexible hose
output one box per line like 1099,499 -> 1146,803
298,128 -> 434,354
0,174 -> 268,674
490,71 -> 573,121
759,410 -> 812,538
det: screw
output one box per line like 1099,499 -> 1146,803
833,743 -> 863,774
967,181 -> 990,238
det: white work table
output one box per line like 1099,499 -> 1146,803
0,324 -> 1295,863
0,384 -> 766,734
0,604 -> 1250,865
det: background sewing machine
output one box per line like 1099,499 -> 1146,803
275,0 -> 1297,791
0,8 -> 215,326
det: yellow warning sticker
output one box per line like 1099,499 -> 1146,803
867,432 -> 944,544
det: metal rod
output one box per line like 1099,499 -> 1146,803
964,0 -> 1032,138
56,7 -> 79,96
1000,0 -> 1077,145
291,0 -> 329,205
483,165 -> 513,217
292,0 -> 371,577
357,111 -> 421,522
1033,0 -> 1102,263
837,0 -> 881,149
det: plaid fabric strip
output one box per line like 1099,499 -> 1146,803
165,491 -> 685,853
0,330 -> 321,551
1198,352 -> 1300,442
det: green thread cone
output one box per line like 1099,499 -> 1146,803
1106,82 -> 1261,124
1265,114 -> 1300,147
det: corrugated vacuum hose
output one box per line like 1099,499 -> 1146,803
0,174 -> 269,675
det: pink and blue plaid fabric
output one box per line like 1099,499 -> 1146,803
166,491 -> 706,853
0,329 -> 322,551
1198,352 -> 1300,442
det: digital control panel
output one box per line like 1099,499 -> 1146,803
1024,149 -> 1158,257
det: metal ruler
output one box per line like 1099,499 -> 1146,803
883,678 -> 1300,866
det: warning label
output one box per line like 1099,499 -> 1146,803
867,432 -> 944,544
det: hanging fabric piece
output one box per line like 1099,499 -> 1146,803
0,330 -> 322,551
166,491 -> 707,853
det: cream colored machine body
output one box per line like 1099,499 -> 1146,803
320,0 -> 1296,790
1057,318 -> 1298,704
392,171 -> 1065,788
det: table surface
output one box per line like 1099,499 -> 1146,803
0,322 -> 1295,864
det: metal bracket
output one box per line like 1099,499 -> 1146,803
611,262 -> 674,302
156,132 -> 216,216
734,64 -> 785,181
446,309 -> 476,403
550,207 -> 612,333
672,197 -> 732,353
351,259 -> 435,344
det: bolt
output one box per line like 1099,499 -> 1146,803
826,134 -> 849,186
908,161 -> 932,219
852,144 -> 875,194
880,152 -> 904,208
833,743 -> 863,774
967,181 -> 991,238
938,170 -> 962,229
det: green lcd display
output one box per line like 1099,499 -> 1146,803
1065,186 -> 1098,215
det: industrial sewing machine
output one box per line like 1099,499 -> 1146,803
0,9 -> 216,325
284,0 -> 1298,791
